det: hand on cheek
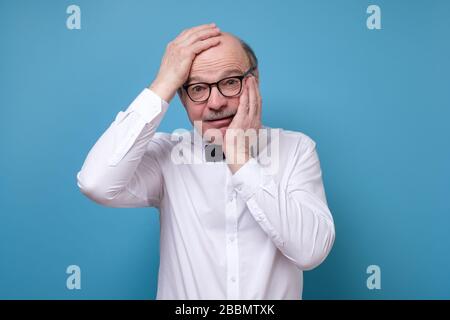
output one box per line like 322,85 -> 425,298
225,76 -> 262,173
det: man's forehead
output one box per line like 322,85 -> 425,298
187,67 -> 244,83
187,33 -> 249,82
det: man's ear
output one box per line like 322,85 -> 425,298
177,88 -> 187,109
253,68 -> 260,85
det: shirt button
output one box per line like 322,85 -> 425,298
230,276 -> 236,283
236,186 -> 242,191
229,236 -> 235,242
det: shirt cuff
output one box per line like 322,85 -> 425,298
127,88 -> 169,124
230,158 -> 278,202
108,89 -> 168,167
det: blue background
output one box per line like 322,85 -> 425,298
1,0 -> 449,299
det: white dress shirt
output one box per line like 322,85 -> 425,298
76,88 -> 335,300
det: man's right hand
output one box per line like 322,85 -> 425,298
149,23 -> 221,103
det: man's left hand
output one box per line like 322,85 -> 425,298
224,76 -> 262,173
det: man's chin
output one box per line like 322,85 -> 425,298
212,125 -> 231,137
201,125 -> 230,144
219,126 -> 229,138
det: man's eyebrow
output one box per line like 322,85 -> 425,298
187,69 -> 243,84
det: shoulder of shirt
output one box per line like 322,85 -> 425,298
144,132 -> 177,152
274,127 -> 317,150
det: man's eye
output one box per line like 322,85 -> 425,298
191,85 -> 206,92
225,79 -> 238,85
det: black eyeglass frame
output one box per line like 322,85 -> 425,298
182,66 -> 257,103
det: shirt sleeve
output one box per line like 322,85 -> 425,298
76,88 -> 169,208
230,136 -> 335,270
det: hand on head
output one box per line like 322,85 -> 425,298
149,23 -> 221,102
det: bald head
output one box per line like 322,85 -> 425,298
187,32 -> 258,84
192,32 -> 250,71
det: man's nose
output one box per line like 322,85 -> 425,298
206,85 -> 227,110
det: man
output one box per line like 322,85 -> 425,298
77,23 -> 335,299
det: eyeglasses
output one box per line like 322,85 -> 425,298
182,66 -> 256,103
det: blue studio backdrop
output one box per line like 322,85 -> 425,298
1,0 -> 449,299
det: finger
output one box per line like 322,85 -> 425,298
255,78 -> 262,129
253,77 -> 262,119
176,23 -> 216,42
191,37 -> 221,55
182,27 -> 221,46
227,84 -> 248,138
236,80 -> 249,117
179,23 -> 216,38
248,77 -> 257,117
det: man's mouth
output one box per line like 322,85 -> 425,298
205,115 -> 234,127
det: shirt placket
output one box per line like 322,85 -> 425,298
225,174 -> 239,299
